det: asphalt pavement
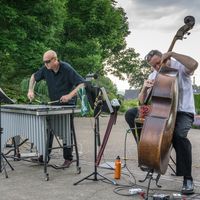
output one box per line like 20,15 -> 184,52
1,115 -> 200,200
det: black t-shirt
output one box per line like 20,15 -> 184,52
34,61 -> 84,104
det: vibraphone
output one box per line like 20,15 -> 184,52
1,104 -> 80,180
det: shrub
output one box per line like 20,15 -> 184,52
119,99 -> 139,113
194,94 -> 200,114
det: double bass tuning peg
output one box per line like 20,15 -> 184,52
183,32 -> 191,40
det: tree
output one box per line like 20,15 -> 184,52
1,0 -> 143,100
0,0 -> 67,86
59,0 -> 130,77
92,75 -> 118,100
106,48 -> 151,89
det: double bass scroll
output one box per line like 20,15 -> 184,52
143,15 -> 195,105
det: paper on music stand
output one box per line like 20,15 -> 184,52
100,87 -> 114,114
0,88 -> 15,104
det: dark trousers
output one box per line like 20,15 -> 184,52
48,131 -> 73,161
125,107 -> 142,143
48,114 -> 74,161
173,111 -> 194,177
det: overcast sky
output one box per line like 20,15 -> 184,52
112,0 -> 200,91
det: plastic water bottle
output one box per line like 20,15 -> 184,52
114,156 -> 121,179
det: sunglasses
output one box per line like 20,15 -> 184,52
43,57 -> 54,64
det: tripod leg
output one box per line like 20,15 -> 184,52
73,114 -> 117,186
169,155 -> 176,175
1,154 -> 8,178
1,153 -> 14,170
73,171 -> 117,185
71,114 -> 81,174
73,172 -> 96,185
146,175 -> 153,199
97,172 -> 117,185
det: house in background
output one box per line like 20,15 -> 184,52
124,87 -> 200,100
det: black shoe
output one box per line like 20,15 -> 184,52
31,155 -> 44,163
181,179 -> 194,195
62,159 -> 73,168
139,165 -> 150,172
31,155 -> 50,164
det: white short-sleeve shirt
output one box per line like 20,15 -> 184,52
148,59 -> 195,114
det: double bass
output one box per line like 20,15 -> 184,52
138,16 -> 195,174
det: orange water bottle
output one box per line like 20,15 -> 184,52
114,156 -> 121,179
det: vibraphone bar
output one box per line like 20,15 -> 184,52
1,104 -> 79,180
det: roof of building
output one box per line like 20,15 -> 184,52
124,89 -> 140,100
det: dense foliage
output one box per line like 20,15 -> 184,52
0,0 -> 67,85
0,0 -> 154,103
59,0 -> 130,78
106,48 -> 151,88
0,1 -> 130,84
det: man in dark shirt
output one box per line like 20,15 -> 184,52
27,50 -> 85,167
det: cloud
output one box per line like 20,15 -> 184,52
117,0 -> 200,32
115,0 -> 200,87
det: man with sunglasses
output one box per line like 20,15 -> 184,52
125,49 -> 198,195
27,50 -> 85,168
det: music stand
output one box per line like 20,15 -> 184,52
74,85 -> 117,185
0,88 -> 15,178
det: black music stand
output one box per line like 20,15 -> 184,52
74,85 -> 117,185
0,88 -> 15,178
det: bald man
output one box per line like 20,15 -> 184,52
27,50 -> 85,167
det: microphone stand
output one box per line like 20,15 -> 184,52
74,87 -> 116,186
0,88 -> 15,178
74,113 -> 116,185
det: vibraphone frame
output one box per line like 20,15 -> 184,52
1,104 -> 80,180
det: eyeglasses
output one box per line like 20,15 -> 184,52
43,57 -> 54,64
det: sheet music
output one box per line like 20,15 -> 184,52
100,87 -> 114,114
0,88 -> 15,104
